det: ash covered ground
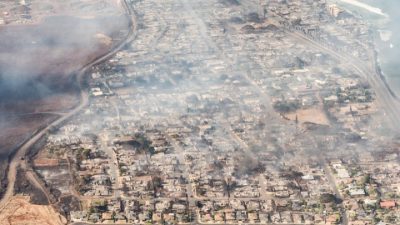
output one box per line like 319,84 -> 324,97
0,0 -> 129,197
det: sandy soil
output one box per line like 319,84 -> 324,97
0,196 -> 66,225
338,102 -> 377,116
286,107 -> 330,125
33,158 -> 60,167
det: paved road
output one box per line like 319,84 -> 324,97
286,30 -> 400,131
322,162 -> 349,225
100,132 -> 121,199
0,90 -> 89,211
0,0 -> 137,212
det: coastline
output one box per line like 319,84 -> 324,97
334,0 -> 400,97
373,49 -> 398,99
339,0 -> 388,17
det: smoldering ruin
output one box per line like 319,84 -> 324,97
0,1 -> 130,200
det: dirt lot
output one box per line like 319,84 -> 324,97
286,107 -> 330,126
0,196 -> 66,225
14,168 -> 50,205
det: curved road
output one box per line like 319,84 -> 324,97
0,0 -> 136,212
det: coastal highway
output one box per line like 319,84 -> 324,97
242,0 -> 400,131
286,29 -> 400,131
283,26 -> 400,225
283,28 -> 400,225
0,0 -> 137,212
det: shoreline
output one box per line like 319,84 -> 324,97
339,0 -> 388,17
373,49 -> 398,99
333,0 -> 399,98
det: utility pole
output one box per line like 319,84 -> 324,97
259,0 -> 266,19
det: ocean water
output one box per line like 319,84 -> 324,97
336,0 -> 400,94
366,0 -> 400,94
